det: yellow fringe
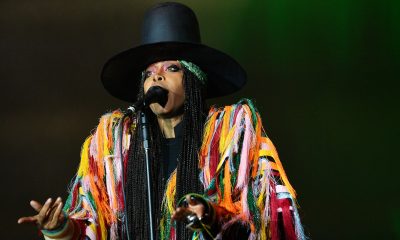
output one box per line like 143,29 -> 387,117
219,106 -> 232,154
77,136 -> 92,177
256,160 -> 268,208
216,126 -> 235,173
97,208 -> 107,240
263,137 -> 297,198
96,117 -> 106,180
166,171 -> 177,214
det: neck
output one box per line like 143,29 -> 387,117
157,114 -> 183,138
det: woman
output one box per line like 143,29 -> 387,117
18,3 -> 306,240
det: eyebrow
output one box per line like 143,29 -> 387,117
146,61 -> 180,71
146,66 -> 156,71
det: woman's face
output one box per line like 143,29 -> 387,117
143,60 -> 185,118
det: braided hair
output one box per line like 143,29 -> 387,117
125,67 -> 207,240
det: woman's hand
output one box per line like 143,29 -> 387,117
171,194 -> 206,223
18,197 -> 66,230
172,194 -> 218,239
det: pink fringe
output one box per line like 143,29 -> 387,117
113,121 -> 122,182
89,131 -> 98,158
241,186 -> 250,220
232,108 -> 244,153
236,115 -> 253,190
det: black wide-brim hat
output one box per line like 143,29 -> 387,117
101,2 -> 247,102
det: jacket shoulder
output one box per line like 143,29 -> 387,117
206,98 -> 261,121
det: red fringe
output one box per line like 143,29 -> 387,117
73,219 -> 86,240
270,178 -> 297,240
209,120 -> 223,179
117,181 -> 124,211
123,150 -> 129,182
89,155 -> 97,176
232,105 -> 241,124
123,120 -> 130,181
170,227 -> 175,240
70,183 -> 80,210
279,198 -> 296,240
270,180 -> 279,240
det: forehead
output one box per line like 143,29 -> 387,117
146,60 -> 180,70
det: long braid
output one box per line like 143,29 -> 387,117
125,77 -> 166,240
176,68 -> 206,240
125,67 -> 206,240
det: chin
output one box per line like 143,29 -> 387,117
150,103 -> 166,115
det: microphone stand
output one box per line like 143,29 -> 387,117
139,110 -> 155,240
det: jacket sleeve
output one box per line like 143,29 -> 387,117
199,99 -> 306,240
59,110 -> 134,240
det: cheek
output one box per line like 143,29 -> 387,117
175,77 -> 185,96
178,87 -> 185,102
173,81 -> 185,103
143,80 -> 151,94
176,83 -> 186,105
179,82 -> 185,96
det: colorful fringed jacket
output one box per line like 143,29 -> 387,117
63,99 -> 306,240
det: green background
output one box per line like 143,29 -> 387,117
2,0 -> 399,239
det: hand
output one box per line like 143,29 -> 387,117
172,194 -> 206,224
18,197 -> 66,231
172,194 -> 217,238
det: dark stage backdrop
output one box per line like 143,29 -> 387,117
2,0 -> 399,239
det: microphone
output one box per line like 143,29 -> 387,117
126,86 -> 168,114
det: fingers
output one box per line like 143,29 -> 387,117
172,207 -> 203,230
17,216 -> 36,224
47,197 -> 62,218
52,201 -> 64,222
18,199 -> 44,224
187,195 -> 198,206
174,195 -> 206,223
30,200 -> 43,212
37,198 -> 54,225
18,197 -> 65,230
185,195 -> 206,218
49,201 -> 64,227
172,207 -> 192,221
29,197 -> 60,213
44,198 -> 65,230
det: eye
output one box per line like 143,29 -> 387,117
166,64 -> 181,72
144,70 -> 154,79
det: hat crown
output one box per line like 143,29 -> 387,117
101,2 -> 246,102
141,2 -> 201,44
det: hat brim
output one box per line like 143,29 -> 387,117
101,42 -> 246,102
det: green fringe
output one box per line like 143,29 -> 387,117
247,181 -> 261,232
219,164 -> 225,199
